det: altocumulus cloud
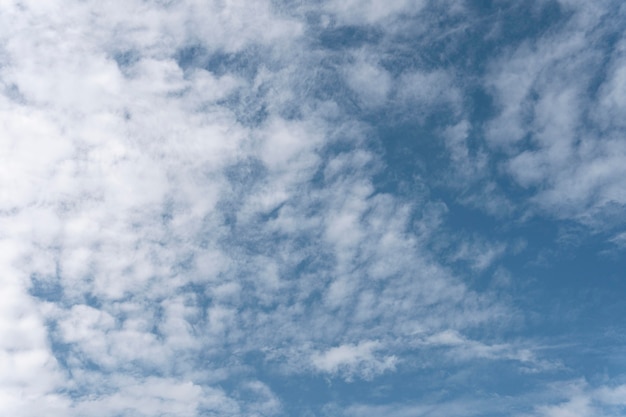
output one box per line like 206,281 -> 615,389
1,0 -> 626,416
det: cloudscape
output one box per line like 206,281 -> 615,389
1,0 -> 626,416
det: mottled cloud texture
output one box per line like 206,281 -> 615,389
1,1 -> 625,416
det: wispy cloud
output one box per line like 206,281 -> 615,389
311,340 -> 397,380
483,0 -> 626,228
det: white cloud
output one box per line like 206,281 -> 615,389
608,231 -> 626,250
344,52 -> 392,108
3,0 -> 615,415
0,245 -> 68,417
525,380 -> 626,417
239,380 -> 283,416
311,340 -> 397,380
323,0 -> 426,25
343,380 -> 626,417
345,402 -> 485,417
449,236 -> 507,272
71,376 -> 231,417
483,2 -> 626,228
415,329 -> 556,371
595,384 -> 626,406
396,69 -> 463,121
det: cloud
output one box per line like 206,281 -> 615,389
1,0 -> 624,416
448,235 -> 508,272
344,400 -> 503,417
483,0 -> 626,228
0,1 -> 515,412
71,376 -> 235,417
608,231 -> 626,250
323,0 -> 426,25
340,380 -> 626,417
526,380 -> 626,417
343,52 -> 392,108
311,340 -> 397,380
396,69 -> 463,121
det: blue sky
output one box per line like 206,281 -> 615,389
1,0 -> 626,416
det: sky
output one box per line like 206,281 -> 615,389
1,0 -> 626,416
